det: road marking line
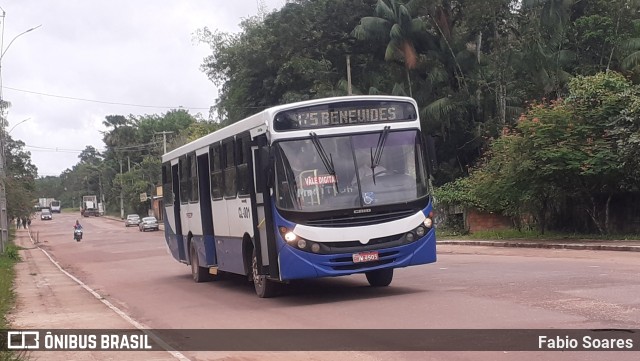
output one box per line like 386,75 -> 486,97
26,229 -> 190,361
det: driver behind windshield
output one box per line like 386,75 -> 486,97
352,147 -> 386,185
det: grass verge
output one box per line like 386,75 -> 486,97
0,228 -> 25,361
439,228 -> 640,241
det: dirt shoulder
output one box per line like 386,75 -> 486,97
8,228 -> 177,361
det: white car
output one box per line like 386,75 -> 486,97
125,214 -> 140,227
41,209 -> 53,220
138,216 -> 159,232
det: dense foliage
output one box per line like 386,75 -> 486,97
20,0 -> 640,233
5,135 -> 38,220
198,0 -> 640,186
436,72 -> 640,233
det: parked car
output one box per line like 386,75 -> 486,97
138,216 -> 159,232
41,209 -> 53,221
125,214 -> 140,227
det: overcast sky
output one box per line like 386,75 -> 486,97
1,0 -> 285,177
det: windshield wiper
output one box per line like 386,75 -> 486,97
309,132 -> 339,190
370,126 -> 391,184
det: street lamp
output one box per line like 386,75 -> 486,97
0,25 -> 41,60
0,8 -> 41,253
7,117 -> 29,134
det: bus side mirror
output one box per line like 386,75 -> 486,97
425,135 -> 438,175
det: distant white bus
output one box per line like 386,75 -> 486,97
162,95 -> 437,297
50,200 -> 61,213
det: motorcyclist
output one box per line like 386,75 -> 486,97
73,220 -> 83,241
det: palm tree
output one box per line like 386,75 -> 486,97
353,0 -> 427,95
621,18 -> 640,73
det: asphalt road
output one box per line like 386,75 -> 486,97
23,212 -> 640,360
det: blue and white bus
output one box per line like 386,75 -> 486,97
162,95 -> 437,297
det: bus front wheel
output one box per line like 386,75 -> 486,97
190,243 -> 211,283
365,268 -> 393,287
252,249 -> 277,298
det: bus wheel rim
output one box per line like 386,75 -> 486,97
252,255 -> 263,288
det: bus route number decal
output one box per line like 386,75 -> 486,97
238,206 -> 251,219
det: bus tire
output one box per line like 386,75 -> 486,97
252,249 -> 277,298
365,268 -> 393,287
190,242 -> 211,283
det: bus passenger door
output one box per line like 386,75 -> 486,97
197,153 -> 216,266
252,135 -> 279,279
172,164 -> 186,261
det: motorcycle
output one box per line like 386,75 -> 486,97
74,228 -> 83,242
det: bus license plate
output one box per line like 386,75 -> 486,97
352,251 -> 379,263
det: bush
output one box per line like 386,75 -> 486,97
4,244 -> 21,261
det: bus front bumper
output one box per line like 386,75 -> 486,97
277,231 -> 436,281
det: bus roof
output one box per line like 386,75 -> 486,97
162,95 -> 417,163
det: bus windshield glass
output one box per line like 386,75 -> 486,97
274,129 -> 429,212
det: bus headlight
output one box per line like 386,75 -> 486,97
284,232 -> 297,242
279,226 -> 298,244
405,232 -> 415,242
404,220 -> 432,243
423,217 -> 433,228
279,226 -> 314,250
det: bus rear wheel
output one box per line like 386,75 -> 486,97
190,243 -> 211,283
365,268 -> 393,287
252,249 -> 277,298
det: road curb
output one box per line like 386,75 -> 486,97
15,227 -> 188,361
437,240 -> 640,252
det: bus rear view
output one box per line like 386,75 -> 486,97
50,200 -> 61,213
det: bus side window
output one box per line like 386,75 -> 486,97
210,144 -> 224,200
223,139 -> 237,198
236,134 -> 251,197
162,162 -> 174,205
179,155 -> 188,204
188,152 -> 199,202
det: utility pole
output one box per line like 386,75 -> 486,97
119,160 -> 124,219
155,131 -> 174,154
99,174 -> 105,215
346,55 -> 352,95
0,9 -> 41,253
0,115 -> 7,253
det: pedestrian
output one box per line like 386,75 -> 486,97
16,218 -> 21,229
27,218 -> 32,228
22,217 -> 27,229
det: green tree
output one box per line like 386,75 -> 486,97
352,0 -> 428,95
459,72 -> 638,233
562,72 -> 638,232
197,0 -> 376,122
78,146 -> 103,166
5,136 -> 37,219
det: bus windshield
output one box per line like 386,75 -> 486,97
274,129 -> 429,212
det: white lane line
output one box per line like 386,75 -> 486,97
27,229 -> 190,361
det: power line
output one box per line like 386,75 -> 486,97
4,85 -> 277,111
4,85 -> 212,110
26,148 -> 83,153
113,141 -> 161,150
24,140 -> 161,153
25,144 -> 93,152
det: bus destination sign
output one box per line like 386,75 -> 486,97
274,101 -> 417,131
